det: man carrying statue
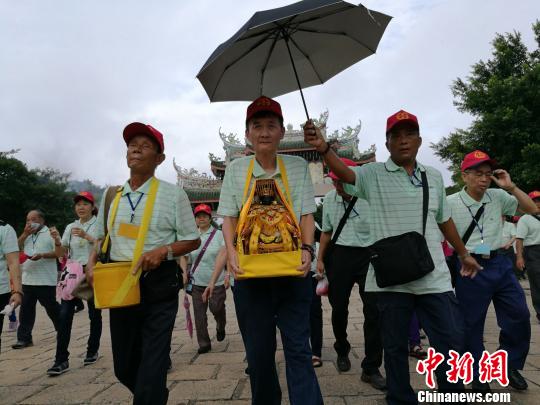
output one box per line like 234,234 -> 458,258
218,96 -> 323,405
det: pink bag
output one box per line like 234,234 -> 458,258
315,275 -> 329,297
57,259 -> 85,301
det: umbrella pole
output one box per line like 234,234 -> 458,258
284,36 -> 310,121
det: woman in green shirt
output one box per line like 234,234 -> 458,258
48,191 -> 102,375
183,204 -> 228,354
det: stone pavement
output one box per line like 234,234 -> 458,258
0,281 -> 539,404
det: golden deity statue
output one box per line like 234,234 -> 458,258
238,179 -> 300,255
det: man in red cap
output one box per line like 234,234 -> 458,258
218,96 -> 323,404
305,110 -> 480,404
86,122 -> 200,405
447,150 -> 537,392
317,157 -> 385,389
516,191 -> 540,324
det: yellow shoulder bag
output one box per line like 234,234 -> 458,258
93,177 -> 160,309
235,157 -> 303,279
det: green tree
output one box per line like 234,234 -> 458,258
432,21 -> 540,192
0,153 -> 73,233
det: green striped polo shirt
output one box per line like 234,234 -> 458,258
447,188 -> 517,251
516,214 -> 540,247
62,216 -> 99,266
0,223 -> 18,294
22,226 -> 58,286
217,155 -> 316,220
188,227 -> 226,287
344,158 -> 452,294
96,177 -> 200,262
321,189 -> 372,247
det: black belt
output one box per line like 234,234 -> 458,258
471,250 -> 499,260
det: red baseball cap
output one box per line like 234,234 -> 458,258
328,158 -> 357,181
461,150 -> 497,171
386,110 -> 419,133
73,191 -> 95,205
123,122 -> 164,153
246,96 -> 283,123
528,190 -> 540,200
194,204 -> 212,216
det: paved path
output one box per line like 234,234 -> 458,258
1,281 -> 539,404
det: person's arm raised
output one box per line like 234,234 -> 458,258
303,120 -> 356,185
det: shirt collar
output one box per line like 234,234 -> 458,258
199,226 -> 214,236
458,187 -> 492,206
252,157 -> 281,178
35,225 -> 48,235
122,176 -> 154,196
384,158 -> 425,174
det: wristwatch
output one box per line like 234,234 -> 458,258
166,244 -> 174,261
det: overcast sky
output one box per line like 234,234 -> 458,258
1,0 -> 539,187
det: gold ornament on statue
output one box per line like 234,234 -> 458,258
238,179 -> 300,255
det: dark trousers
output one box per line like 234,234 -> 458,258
55,298 -> 102,363
378,291 -> 465,405
455,254 -> 530,374
234,276 -> 323,405
524,245 -> 540,316
17,285 -> 60,343
110,296 -> 179,405
0,292 -> 9,352
191,284 -> 226,349
326,245 -> 382,374
310,276 -> 323,358
408,312 -> 421,348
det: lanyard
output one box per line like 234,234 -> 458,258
459,194 -> 486,242
410,170 -> 423,187
31,232 -> 40,252
127,193 -> 144,223
341,199 -> 359,218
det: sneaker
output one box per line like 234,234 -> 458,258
12,340 -> 33,349
83,352 -> 99,365
508,369 -> 528,390
336,355 -> 351,372
216,328 -> 226,342
361,370 -> 387,391
471,379 -> 491,393
47,361 -> 69,376
7,320 -> 18,332
197,345 -> 211,354
409,345 -> 427,360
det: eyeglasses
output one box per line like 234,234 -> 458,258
465,170 -> 493,178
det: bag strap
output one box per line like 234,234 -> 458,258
331,197 -> 358,245
420,171 -> 429,236
103,186 -> 121,237
110,177 -> 160,307
100,188 -> 123,256
461,204 -> 485,245
190,228 -> 218,276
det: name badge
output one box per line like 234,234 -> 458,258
474,243 -> 491,257
118,223 -> 140,239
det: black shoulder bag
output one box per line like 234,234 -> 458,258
447,204 -> 485,286
323,197 -> 358,268
370,171 -> 435,288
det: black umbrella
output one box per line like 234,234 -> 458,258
197,0 -> 392,119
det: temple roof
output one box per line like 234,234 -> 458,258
176,111 -> 376,203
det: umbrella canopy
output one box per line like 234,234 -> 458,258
197,0 -> 392,117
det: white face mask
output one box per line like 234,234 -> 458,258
30,222 -> 41,230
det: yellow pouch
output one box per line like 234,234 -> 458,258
93,178 -> 160,309
236,157 -> 303,280
93,262 -> 140,309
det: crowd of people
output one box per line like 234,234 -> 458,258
1,95 -> 539,405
